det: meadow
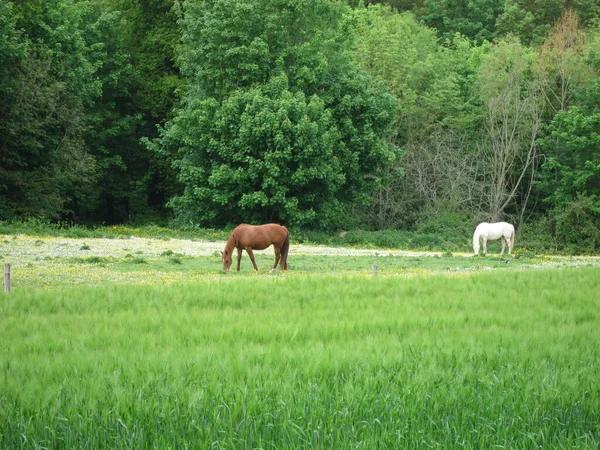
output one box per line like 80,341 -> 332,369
2,231 -> 600,290
1,231 -> 599,448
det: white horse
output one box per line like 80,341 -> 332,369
473,222 -> 515,255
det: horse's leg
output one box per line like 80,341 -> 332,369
246,247 -> 259,271
500,237 -> 506,255
482,237 -> 488,255
272,246 -> 281,272
236,248 -> 242,271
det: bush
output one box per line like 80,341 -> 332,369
417,212 -> 473,239
516,217 -> 557,254
554,197 -> 600,253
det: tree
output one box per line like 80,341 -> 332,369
530,19 -> 600,250
350,5 -> 486,228
535,25 -> 600,214
496,0 -> 600,45
477,39 -> 544,224
0,0 -> 99,220
537,107 -> 600,210
374,0 -> 600,47
536,10 -> 594,114
149,0 -> 399,228
0,1 -> 26,218
80,0 -> 182,223
415,0 -> 504,44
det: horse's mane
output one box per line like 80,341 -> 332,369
224,233 -> 237,256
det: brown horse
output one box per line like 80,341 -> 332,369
222,223 -> 290,272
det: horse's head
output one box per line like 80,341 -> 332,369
222,250 -> 233,272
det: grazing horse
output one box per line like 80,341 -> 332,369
222,223 -> 290,272
473,222 -> 515,255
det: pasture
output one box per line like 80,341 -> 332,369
1,233 -> 600,448
2,233 -> 600,289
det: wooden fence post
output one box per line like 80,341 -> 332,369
4,263 -> 10,293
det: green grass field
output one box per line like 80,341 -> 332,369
2,233 -> 600,290
1,233 -> 599,448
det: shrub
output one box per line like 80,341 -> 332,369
417,212 -> 472,238
554,197 -> 600,253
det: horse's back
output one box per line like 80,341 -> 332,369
476,221 -> 514,239
495,222 -> 514,236
260,223 -> 289,244
475,222 -> 488,232
234,223 -> 288,248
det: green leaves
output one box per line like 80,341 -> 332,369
165,79 -> 344,226
153,0 -> 399,227
537,107 -> 600,208
0,0 -> 100,220
5,0 -> 600,233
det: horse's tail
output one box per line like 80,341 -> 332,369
280,228 -> 290,270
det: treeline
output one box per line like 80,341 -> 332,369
1,0 -> 599,250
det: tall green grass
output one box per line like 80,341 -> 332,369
1,268 -> 599,448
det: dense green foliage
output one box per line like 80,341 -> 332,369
149,0 -> 399,227
2,269 -> 599,447
0,0 -> 99,219
0,0 -> 180,223
1,0 -> 600,251
381,0 -> 600,44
